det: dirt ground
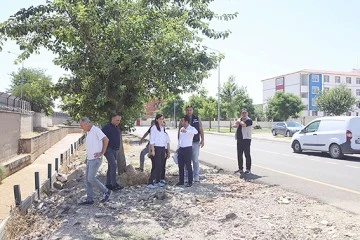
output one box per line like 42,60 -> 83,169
4,134 -> 360,240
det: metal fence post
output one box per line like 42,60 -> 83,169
55,158 -> 59,172
48,164 -> 52,189
35,172 -> 40,199
13,185 -> 22,206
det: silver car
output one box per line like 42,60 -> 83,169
271,121 -> 304,137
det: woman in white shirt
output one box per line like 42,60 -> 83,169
147,114 -> 168,188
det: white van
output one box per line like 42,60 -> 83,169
291,116 -> 360,159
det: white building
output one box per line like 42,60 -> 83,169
262,69 -> 360,117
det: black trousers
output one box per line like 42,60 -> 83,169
178,146 -> 193,184
160,150 -> 167,180
237,139 -> 252,171
148,146 -> 165,184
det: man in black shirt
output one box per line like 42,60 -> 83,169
102,112 -> 122,190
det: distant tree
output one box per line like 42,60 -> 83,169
267,92 -> 305,121
316,85 -> 356,116
220,75 -> 238,120
9,68 -> 54,115
252,104 -> 266,121
198,96 -> 217,129
160,95 -> 185,120
220,75 -> 254,120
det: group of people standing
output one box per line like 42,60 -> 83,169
78,113 -> 123,205
78,106 -> 252,204
143,105 -> 204,188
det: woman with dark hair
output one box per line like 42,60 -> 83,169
147,114 -> 168,189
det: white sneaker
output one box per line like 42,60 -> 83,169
160,179 -> 167,184
146,184 -> 157,189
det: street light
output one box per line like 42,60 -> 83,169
207,47 -> 221,132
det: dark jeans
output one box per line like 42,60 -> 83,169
104,148 -> 118,186
148,146 -> 165,184
237,139 -> 252,171
178,146 -> 193,184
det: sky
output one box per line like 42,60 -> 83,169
1,0 -> 360,105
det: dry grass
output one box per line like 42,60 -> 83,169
5,209 -> 60,240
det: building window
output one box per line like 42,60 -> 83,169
301,92 -> 308,98
356,89 -> 360,96
323,75 -> 329,83
335,76 -> 341,83
324,87 -> 330,92
312,86 -> 320,94
346,77 -> 352,84
346,112 -> 352,116
356,78 -> 360,84
312,111 -> 318,116
312,75 -> 319,82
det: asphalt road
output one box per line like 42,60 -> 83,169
132,127 -> 360,214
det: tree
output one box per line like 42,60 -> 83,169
0,1 -> 236,125
9,68 -> 54,115
267,92 -> 305,121
198,96 -> 217,129
160,95 -> 185,120
252,104 -> 266,121
220,75 -> 254,120
315,85 -> 356,116
0,0 -> 236,172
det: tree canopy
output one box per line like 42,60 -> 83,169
0,0 -> 237,126
315,85 -> 356,116
220,75 -> 254,120
266,92 -> 305,121
159,95 -> 185,120
9,68 -> 54,115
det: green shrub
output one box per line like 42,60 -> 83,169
0,164 -> 5,183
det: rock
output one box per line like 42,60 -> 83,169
58,188 -> 71,196
64,179 -> 78,189
125,164 -> 137,175
95,213 -> 109,218
155,191 -> 166,200
320,220 -> 329,225
225,213 -> 237,220
67,169 -> 84,181
53,181 -> 64,190
56,174 -> 67,183
73,221 -> 81,226
278,197 -> 290,204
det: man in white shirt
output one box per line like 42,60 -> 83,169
79,117 -> 111,205
176,115 -> 198,187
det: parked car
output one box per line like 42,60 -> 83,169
291,116 -> 360,159
271,121 -> 304,137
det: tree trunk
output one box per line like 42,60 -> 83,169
117,132 -> 126,174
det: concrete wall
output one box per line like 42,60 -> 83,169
33,112 -> 53,128
0,111 -> 20,164
284,72 -> 301,96
18,127 -> 82,162
20,113 -> 34,135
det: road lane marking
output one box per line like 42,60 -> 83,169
345,165 -> 360,169
201,150 -> 360,196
